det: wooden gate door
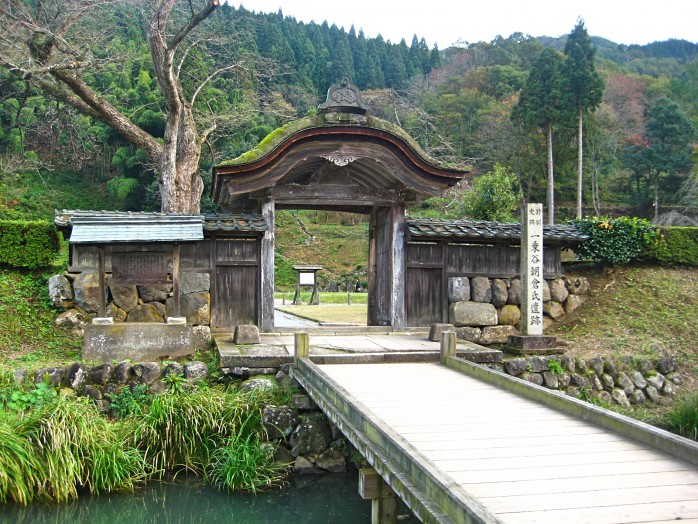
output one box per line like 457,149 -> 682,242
211,238 -> 259,330
405,242 -> 445,326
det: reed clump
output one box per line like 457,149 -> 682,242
0,377 -> 292,505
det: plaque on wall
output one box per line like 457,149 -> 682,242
111,252 -> 170,284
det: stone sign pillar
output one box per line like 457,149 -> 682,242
508,203 -> 559,353
521,203 -> 544,336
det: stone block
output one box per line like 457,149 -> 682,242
454,326 -> 482,343
448,277 -> 470,303
428,323 -> 455,342
137,283 -> 171,303
234,324 -> 261,344
491,279 -> 508,308
564,294 -> 585,314
549,278 -> 569,303
507,278 -> 522,305
543,301 -> 565,320
566,277 -> 591,295
109,283 -> 139,312
480,325 -> 518,344
73,271 -> 101,313
48,274 -> 74,308
127,303 -> 165,323
470,277 -> 492,303
180,273 -> 211,295
83,323 -> 193,363
132,362 -> 161,385
449,302 -> 497,327
192,325 -> 212,350
184,361 -> 208,381
498,304 -> 520,326
166,292 -> 210,325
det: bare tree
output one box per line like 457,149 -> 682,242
0,0 -> 267,213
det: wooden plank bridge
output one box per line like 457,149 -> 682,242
289,333 -> 698,524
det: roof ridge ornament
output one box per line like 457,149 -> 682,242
318,78 -> 368,116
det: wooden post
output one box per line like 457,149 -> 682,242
440,330 -> 456,365
172,243 -> 181,318
359,468 -> 398,524
261,198 -> 276,332
294,331 -> 309,366
390,203 -> 406,330
97,245 -> 107,318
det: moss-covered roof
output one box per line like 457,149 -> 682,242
214,113 -> 457,171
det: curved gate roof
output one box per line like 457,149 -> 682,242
212,81 -> 469,213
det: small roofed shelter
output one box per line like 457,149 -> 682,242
212,79 -> 468,331
56,211 -> 269,333
63,212 -> 204,362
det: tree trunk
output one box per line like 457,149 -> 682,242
547,122 -> 555,225
576,106 -> 584,219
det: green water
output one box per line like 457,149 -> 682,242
0,472 -> 372,524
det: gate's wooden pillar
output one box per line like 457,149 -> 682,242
390,203 -> 406,330
260,197 -> 275,332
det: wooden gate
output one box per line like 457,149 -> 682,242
211,238 -> 260,330
405,242 -> 445,326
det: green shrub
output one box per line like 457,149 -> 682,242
571,216 -> 658,265
665,392 -> 698,441
108,383 -> 151,419
0,220 -> 60,268
460,164 -> 523,222
646,227 -> 698,266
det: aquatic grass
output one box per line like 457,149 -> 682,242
16,395 -> 149,503
129,386 -> 253,477
205,413 -> 290,494
0,413 -> 45,504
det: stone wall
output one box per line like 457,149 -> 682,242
15,361 -> 354,477
448,275 -> 590,344
48,272 -> 211,348
498,353 -> 681,408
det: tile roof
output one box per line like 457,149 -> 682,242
55,210 -> 267,243
406,218 -> 588,244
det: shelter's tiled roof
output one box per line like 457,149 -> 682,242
202,213 -> 268,233
55,210 -> 268,241
406,218 -> 588,244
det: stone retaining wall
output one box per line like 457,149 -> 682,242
448,275 -> 590,344
48,272 -> 212,347
497,353 -> 681,407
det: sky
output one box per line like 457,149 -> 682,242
229,0 -> 696,49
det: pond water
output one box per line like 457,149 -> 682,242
0,471 -> 375,524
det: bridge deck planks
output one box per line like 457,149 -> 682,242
318,361 -> 698,523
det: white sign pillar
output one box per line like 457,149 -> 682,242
521,203 -> 544,336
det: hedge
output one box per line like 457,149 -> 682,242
646,227 -> 698,267
570,216 -> 658,266
0,220 -> 60,268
